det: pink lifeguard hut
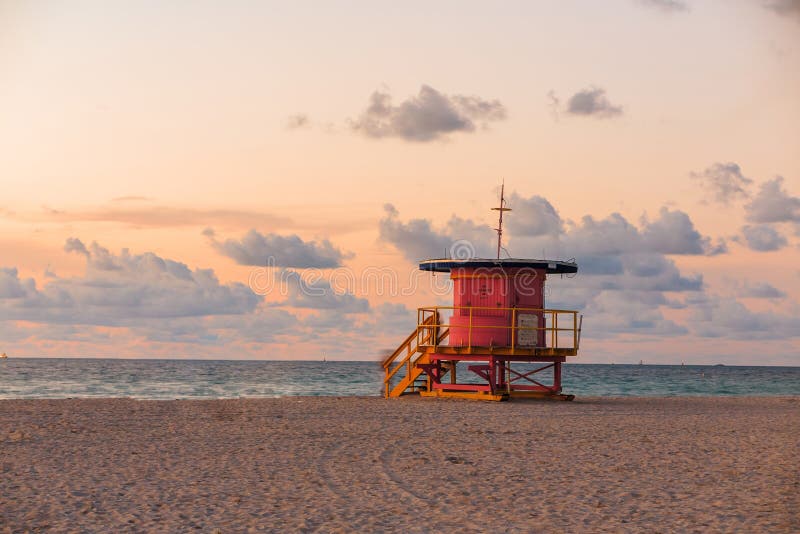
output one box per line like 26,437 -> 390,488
383,185 -> 582,401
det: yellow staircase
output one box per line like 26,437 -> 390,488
382,314 -> 449,398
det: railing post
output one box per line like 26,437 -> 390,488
511,308 -> 516,354
433,309 -> 439,349
417,308 -> 421,347
468,306 -> 473,350
552,311 -> 557,349
573,311 -> 577,350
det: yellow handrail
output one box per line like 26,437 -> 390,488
415,306 -> 580,351
382,314 -> 437,368
384,326 -> 443,384
384,321 -> 449,397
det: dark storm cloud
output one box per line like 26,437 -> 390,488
350,85 -> 507,142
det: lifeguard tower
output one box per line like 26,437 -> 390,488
383,185 -> 582,401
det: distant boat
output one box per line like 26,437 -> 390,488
0,352 -> 7,359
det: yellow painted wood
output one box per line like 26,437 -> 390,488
419,390 -> 508,402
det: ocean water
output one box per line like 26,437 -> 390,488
0,359 -> 798,399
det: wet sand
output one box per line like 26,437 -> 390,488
1,396 -> 798,532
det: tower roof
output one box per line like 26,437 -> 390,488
419,258 -> 578,274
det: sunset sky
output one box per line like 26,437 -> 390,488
1,0 -> 798,364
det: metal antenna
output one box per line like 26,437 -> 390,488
491,180 -> 512,260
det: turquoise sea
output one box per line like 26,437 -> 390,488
0,359 -> 798,399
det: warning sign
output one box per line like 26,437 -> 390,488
517,313 -> 539,347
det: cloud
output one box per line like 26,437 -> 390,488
65,239 -> 122,270
64,237 -> 89,257
565,87 -> 623,119
207,229 -> 350,268
546,90 -> 561,120
382,196 -> 708,292
1,239 -> 261,327
111,196 -> 153,203
740,282 -> 786,299
12,206 -> 292,229
285,113 -> 311,130
379,204 -> 494,262
641,207 -> 725,255
0,238 -> 375,353
639,0 -> 690,12
745,177 -> 800,223
279,270 -> 369,312
763,0 -> 800,21
741,224 -> 788,251
506,194 -> 563,237
691,162 -> 753,204
581,290 -> 688,337
378,193 -> 749,343
688,294 -> 800,339
517,207 -> 721,258
0,267 -> 28,298
350,85 -> 506,142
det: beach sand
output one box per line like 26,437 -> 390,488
1,396 -> 798,532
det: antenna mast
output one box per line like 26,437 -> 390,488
491,180 -> 512,259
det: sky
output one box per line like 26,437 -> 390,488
1,0 -> 799,364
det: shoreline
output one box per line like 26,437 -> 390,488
2,396 -> 798,531
1,393 -> 798,401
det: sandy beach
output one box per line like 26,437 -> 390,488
1,396 -> 798,532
